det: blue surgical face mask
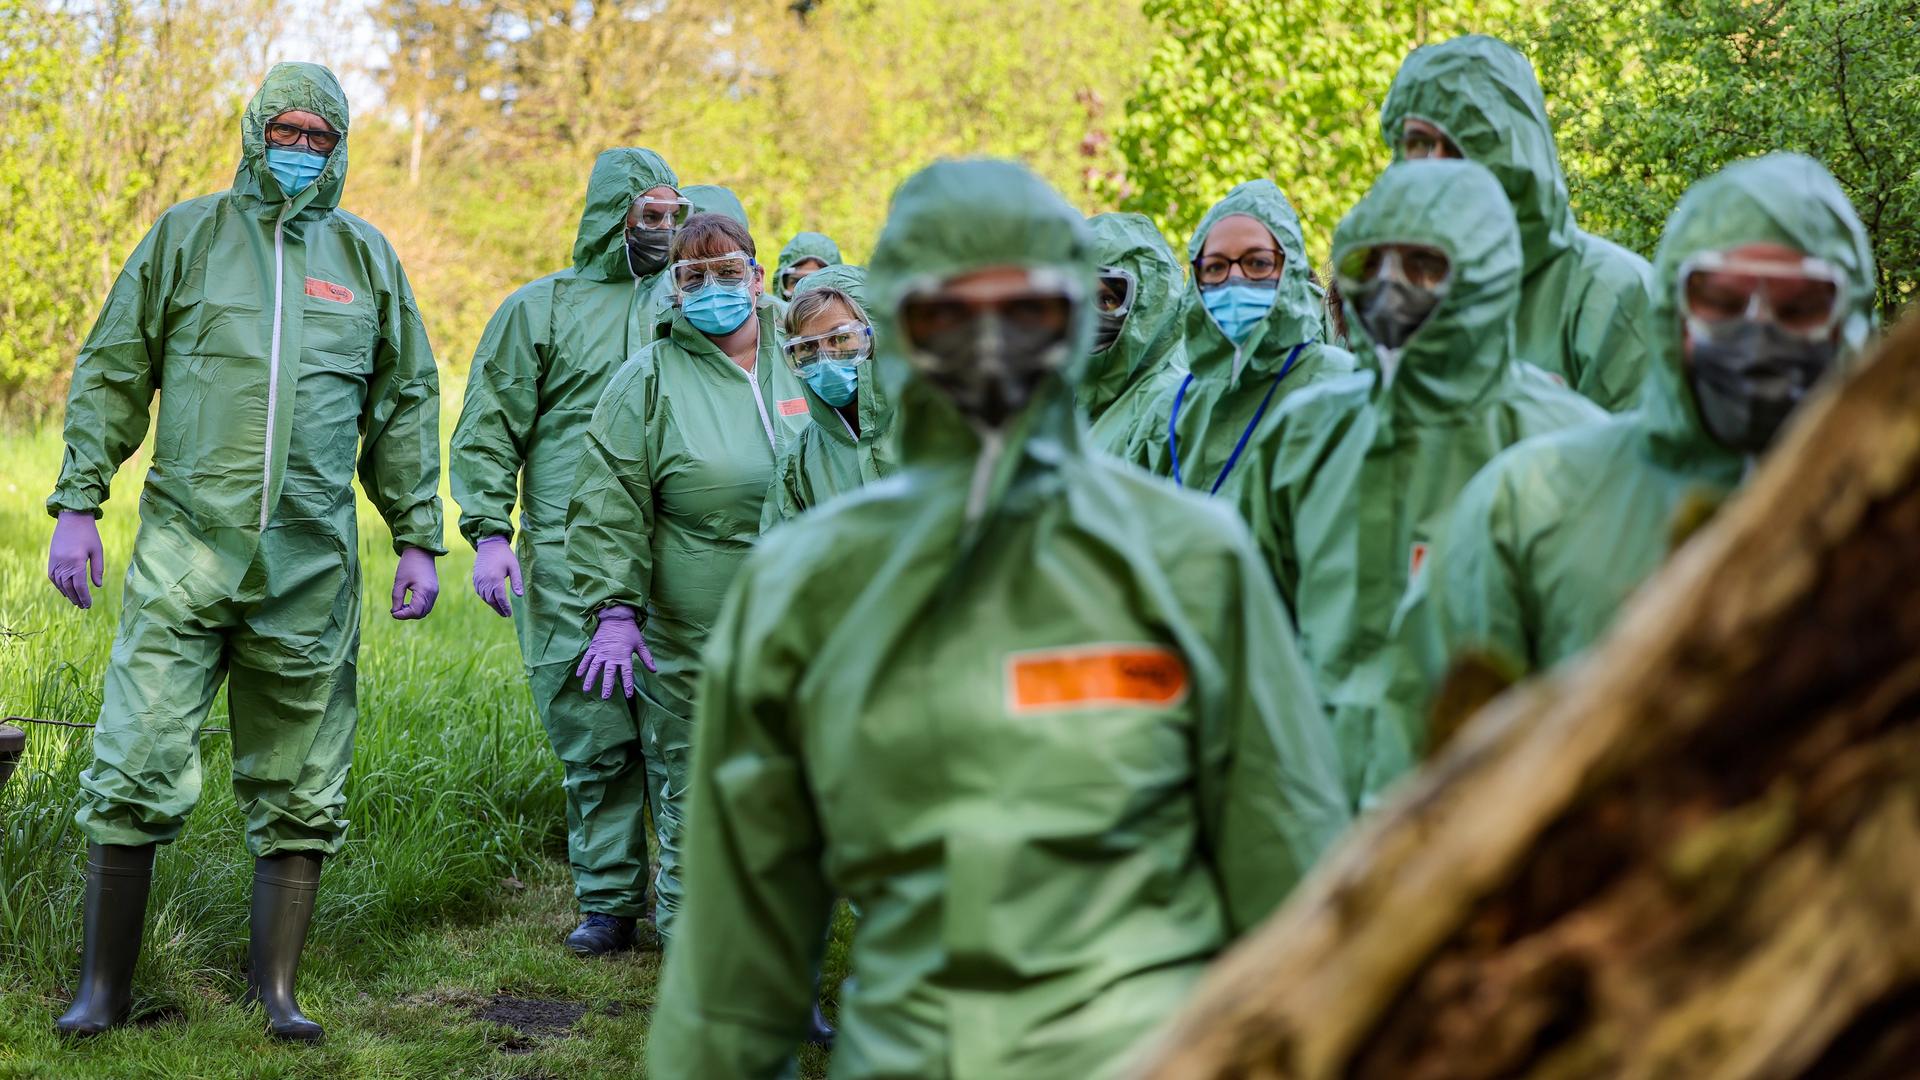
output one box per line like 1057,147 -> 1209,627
802,358 -> 862,407
682,283 -> 755,336
1202,280 -> 1279,344
265,147 -> 329,198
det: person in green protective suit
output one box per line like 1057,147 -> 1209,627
1381,153 -> 1878,789
774,230 -> 844,303
41,63 -> 444,1041
1081,212 -> 1185,445
760,264 -> 898,528
1382,34 -> 1657,411
449,147 -> 682,956
648,159 -> 1350,1080
1225,158 -> 1605,806
1108,180 -> 1354,493
564,213 -> 813,943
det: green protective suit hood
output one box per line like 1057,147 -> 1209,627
1381,35 -> 1570,274
760,263 -> 899,527
238,62 -> 350,213
1378,154 -> 1876,800
1641,152 -> 1878,465
650,157 -> 1349,1078
1081,212 -> 1184,421
775,231 -> 844,297
569,147 -> 679,283
1380,34 -> 1659,411
1183,180 -> 1328,380
1335,159 -> 1521,423
684,184 -> 750,229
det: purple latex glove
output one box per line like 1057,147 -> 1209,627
471,535 -> 523,618
575,605 -> 657,699
48,511 -> 106,610
390,546 -> 440,620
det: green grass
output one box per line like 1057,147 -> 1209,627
0,412 -> 847,1078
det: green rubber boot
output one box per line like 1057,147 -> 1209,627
244,853 -> 325,1042
54,843 -> 156,1037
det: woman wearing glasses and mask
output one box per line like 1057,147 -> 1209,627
761,264 -> 898,527
1108,180 -> 1354,496
648,160 -> 1348,1079
1381,153 -> 1877,797
1223,158 -> 1602,807
564,213 -> 813,942
451,149 -> 688,956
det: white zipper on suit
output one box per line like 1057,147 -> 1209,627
735,356 -> 776,449
261,203 -> 290,529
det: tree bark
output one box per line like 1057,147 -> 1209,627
1133,313 -> 1920,1080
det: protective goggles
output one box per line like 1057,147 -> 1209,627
1194,249 -> 1283,287
264,120 -> 341,155
1334,242 -> 1453,292
783,322 -> 873,371
1678,250 -> 1847,343
898,268 -> 1081,353
629,195 -> 692,232
671,250 -> 756,295
1096,266 -> 1138,318
779,262 -> 828,298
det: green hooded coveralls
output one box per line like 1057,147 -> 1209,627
50,63 -> 445,855
1109,181 -> 1355,492
774,230 -> 844,303
648,159 -> 1350,1080
565,300 -> 813,937
1382,153 -> 1878,784
1382,34 -> 1658,411
1079,212 -> 1185,437
448,147 -> 679,917
1226,159 -> 1605,804
760,265 -> 899,528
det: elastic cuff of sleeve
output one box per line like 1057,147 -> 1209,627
391,536 -> 451,558
46,492 -> 104,519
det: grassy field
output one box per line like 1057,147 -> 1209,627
0,413 -> 843,1078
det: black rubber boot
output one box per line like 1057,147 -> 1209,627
55,843 -> 156,1037
244,853 -> 325,1042
807,1001 -> 836,1048
565,913 -> 636,956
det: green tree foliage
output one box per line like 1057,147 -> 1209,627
0,0 -> 260,408
1533,0 -> 1919,317
1099,0 -> 1518,267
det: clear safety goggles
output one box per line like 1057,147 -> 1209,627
628,195 -> 692,233
898,267 -> 1082,354
1678,250 -> 1847,343
779,261 -> 828,298
671,250 -> 756,296
1334,242 -> 1454,293
783,322 -> 872,372
1096,266 -> 1137,318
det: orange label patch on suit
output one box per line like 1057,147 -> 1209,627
1409,542 -> 1430,579
304,278 -> 355,305
1006,644 -> 1190,714
778,398 -> 809,416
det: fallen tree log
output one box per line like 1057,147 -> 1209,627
1135,311 -> 1920,1080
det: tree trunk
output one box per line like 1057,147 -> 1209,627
1133,312 -> 1920,1080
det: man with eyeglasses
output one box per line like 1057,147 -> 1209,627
45,62 -> 444,1041
1107,180 -> 1355,493
1222,159 -> 1602,806
450,147 -> 687,956
1380,153 -> 1877,797
1382,34 -> 1658,412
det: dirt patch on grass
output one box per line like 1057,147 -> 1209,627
472,995 -> 587,1053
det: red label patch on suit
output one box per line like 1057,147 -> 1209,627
304,278 -> 355,305
1409,541 -> 1430,578
1006,644 -> 1190,715
778,398 -> 809,416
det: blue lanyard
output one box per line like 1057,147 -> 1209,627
1169,343 -> 1305,495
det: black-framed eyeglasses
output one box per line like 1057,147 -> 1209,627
264,121 -> 340,155
1194,249 -> 1283,287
